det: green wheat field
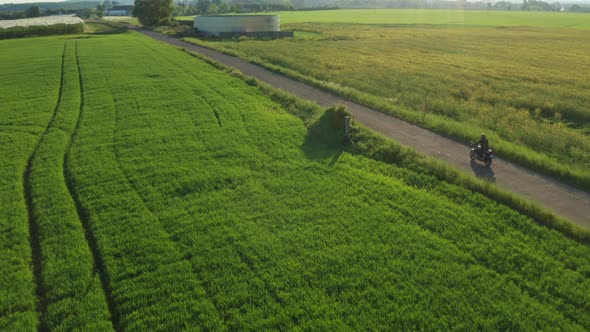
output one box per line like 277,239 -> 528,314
1,10 -> 590,330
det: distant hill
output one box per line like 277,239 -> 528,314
0,2 -> 99,12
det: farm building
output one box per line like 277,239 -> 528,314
105,5 -> 133,16
194,15 -> 293,38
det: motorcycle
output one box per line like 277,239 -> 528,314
470,143 -> 494,167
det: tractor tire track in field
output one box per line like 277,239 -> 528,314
110,103 -> 226,324
23,41 -> 67,331
127,43 -> 289,317
106,50 -> 228,323
213,109 -> 222,127
134,28 -> 590,230
234,244 -> 286,307
63,41 -> 121,332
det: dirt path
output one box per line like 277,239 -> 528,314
135,28 -> 590,229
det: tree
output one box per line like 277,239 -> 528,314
219,2 -> 231,12
569,5 -> 590,13
207,2 -> 218,13
96,4 -> 105,17
77,8 -> 95,18
173,1 -> 186,15
25,6 -> 40,18
185,2 -> 201,15
282,0 -> 295,10
134,0 -> 174,26
231,3 -> 242,12
197,0 -> 211,13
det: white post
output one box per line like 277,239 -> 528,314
345,116 -> 351,139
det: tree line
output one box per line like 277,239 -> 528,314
0,7 -> 99,20
172,0 -> 295,16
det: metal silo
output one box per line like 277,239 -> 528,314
194,15 -> 280,36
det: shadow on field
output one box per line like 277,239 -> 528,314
470,160 -> 496,183
302,106 -> 349,166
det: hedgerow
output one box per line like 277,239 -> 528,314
0,22 -> 83,39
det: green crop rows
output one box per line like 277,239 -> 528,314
185,10 -> 590,189
1,32 -> 589,330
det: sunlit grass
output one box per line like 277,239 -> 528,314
1,31 -> 589,329
76,32 -> 590,329
276,9 -> 590,29
185,16 -> 590,188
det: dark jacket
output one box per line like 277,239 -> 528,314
477,137 -> 489,151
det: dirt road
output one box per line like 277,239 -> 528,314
135,29 -> 590,229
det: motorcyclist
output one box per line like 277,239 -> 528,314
473,133 -> 489,158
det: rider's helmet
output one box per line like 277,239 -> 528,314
481,133 -> 486,140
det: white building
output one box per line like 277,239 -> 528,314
194,15 -> 280,36
105,6 -> 133,16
